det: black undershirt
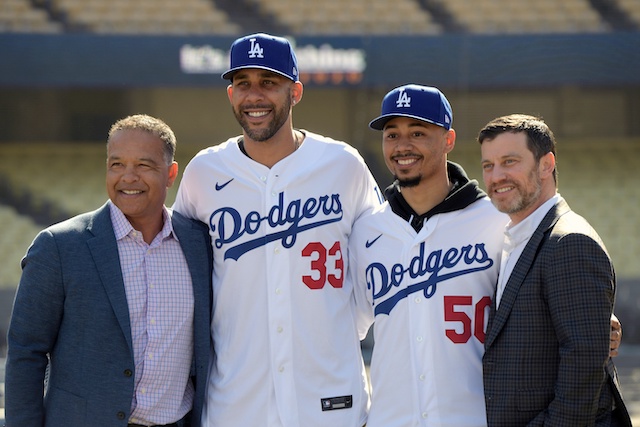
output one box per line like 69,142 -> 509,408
384,161 -> 487,232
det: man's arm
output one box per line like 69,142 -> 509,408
347,220 -> 375,341
5,230 -> 65,426
542,232 -> 615,425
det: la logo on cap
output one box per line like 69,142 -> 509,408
248,38 -> 264,59
396,89 -> 411,108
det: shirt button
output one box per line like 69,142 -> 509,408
416,336 -> 423,342
117,412 -> 126,420
124,369 -> 133,377
277,326 -> 283,333
275,288 -> 282,295
278,366 -> 284,373
422,412 -> 428,419
260,176 -> 267,181
415,297 -> 421,303
419,374 -> 425,381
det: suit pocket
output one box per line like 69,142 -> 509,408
516,388 -> 553,412
44,386 -> 87,426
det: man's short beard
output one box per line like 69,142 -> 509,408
491,171 -> 542,216
235,89 -> 292,142
396,175 -> 422,188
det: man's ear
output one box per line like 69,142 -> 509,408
227,84 -> 233,103
291,81 -> 303,106
167,162 -> 179,188
444,129 -> 456,154
540,152 -> 556,178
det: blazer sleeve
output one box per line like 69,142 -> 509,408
541,230 -> 615,424
5,229 -> 66,426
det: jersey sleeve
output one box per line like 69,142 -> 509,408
348,217 -> 375,341
172,152 -> 201,220
350,149 -> 384,221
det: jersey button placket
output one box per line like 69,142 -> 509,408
264,173 -> 297,416
272,282 -> 288,375
408,245 -> 431,424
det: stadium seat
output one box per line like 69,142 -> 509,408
251,0 -> 441,35
616,0 -> 640,26
439,0 -> 607,34
50,0 -> 240,35
0,0 -> 62,33
0,0 -> 630,36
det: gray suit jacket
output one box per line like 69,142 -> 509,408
482,199 -> 631,427
5,203 -> 212,427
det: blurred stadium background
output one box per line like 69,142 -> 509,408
1,0 -> 639,422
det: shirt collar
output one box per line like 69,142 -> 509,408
108,200 -> 176,242
505,193 -> 562,246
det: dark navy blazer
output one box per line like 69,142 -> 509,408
5,203 -> 212,427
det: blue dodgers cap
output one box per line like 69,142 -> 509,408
222,33 -> 299,81
369,84 -> 453,131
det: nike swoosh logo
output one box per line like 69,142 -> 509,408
215,178 -> 234,191
365,234 -> 382,248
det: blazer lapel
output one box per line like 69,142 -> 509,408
485,199 -> 570,349
86,203 -> 133,353
171,211 -> 212,310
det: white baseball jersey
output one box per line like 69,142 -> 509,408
349,189 -> 508,427
173,130 -> 382,427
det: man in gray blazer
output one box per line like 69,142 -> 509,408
479,114 -> 631,426
5,114 -> 212,427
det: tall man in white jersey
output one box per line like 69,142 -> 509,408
173,33 -> 382,427
349,84 -> 508,427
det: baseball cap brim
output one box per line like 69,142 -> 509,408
222,65 -> 297,81
369,113 -> 447,131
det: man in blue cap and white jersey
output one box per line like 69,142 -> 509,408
173,33 -> 381,427
350,83 -> 510,427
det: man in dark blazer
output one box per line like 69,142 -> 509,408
5,115 -> 212,427
478,114 -> 632,426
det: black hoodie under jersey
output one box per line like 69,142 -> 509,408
384,161 -> 487,232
